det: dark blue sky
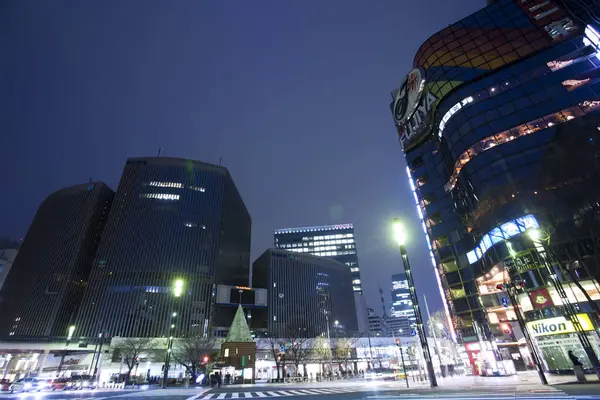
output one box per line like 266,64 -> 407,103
1,0 -> 482,315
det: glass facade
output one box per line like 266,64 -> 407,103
0,183 -> 114,339
74,157 -> 251,339
390,273 -> 415,324
252,249 -> 358,338
273,224 -> 362,293
389,0 -> 600,370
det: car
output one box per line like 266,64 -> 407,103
0,379 -> 11,391
365,368 -> 398,381
50,377 -> 70,391
9,377 -> 42,393
78,375 -> 98,389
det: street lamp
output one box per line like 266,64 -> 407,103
163,279 -> 184,388
392,218 -> 437,387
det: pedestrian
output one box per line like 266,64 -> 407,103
216,371 -> 222,388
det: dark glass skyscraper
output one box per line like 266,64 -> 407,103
273,224 -> 361,293
252,249 -> 358,337
0,182 -> 114,339
390,0 -> 600,373
75,157 -> 251,339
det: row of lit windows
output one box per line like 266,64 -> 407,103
444,100 -> 600,191
437,42 -> 597,142
284,248 -> 357,257
147,181 -> 206,192
140,193 -> 180,200
305,234 -> 354,241
280,238 -> 354,248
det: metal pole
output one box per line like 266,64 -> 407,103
534,238 -> 600,378
397,340 -> 409,388
399,244 -> 437,387
423,294 -> 444,377
504,280 -> 547,385
325,314 -> 333,377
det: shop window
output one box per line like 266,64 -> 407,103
416,174 -> 429,187
450,287 -> 466,299
428,212 -> 443,226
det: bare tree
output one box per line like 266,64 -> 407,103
171,336 -> 217,384
333,335 -> 359,372
285,336 -> 314,376
111,337 -> 156,383
260,335 -> 287,382
311,335 -> 331,373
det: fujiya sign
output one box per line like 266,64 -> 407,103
525,314 -> 594,337
392,68 -> 437,149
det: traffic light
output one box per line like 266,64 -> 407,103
496,284 -> 505,291
518,281 -> 525,288
395,338 -> 400,347
203,356 -> 209,363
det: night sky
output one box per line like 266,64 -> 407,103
1,0 -> 482,316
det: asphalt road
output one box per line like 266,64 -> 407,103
2,383 -> 600,400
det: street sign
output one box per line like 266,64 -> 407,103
411,329 -> 416,337
501,296 -> 509,308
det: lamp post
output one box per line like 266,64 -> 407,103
424,294 -> 445,377
162,279 -> 183,389
527,228 -> 600,378
325,313 -> 334,377
392,219 -> 437,387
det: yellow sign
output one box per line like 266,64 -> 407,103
526,314 -> 594,337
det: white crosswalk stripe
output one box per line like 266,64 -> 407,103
195,387 -> 369,399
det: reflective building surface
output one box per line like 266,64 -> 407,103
390,0 -> 600,374
75,157 -> 251,339
274,224 -> 362,293
0,182 -> 114,339
390,273 -> 415,323
252,249 -> 358,337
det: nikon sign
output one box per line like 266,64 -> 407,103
526,314 -> 594,337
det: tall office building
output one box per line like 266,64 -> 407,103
0,249 -> 18,291
0,183 -> 114,339
75,157 -> 251,339
390,273 -> 415,323
390,0 -> 600,373
273,224 -> 361,292
252,249 -> 358,337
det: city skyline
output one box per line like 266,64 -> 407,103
0,0 -> 487,316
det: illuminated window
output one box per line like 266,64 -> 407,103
350,267 -> 360,272
444,101 -> 600,192
189,186 -> 206,192
562,79 -> 592,91
466,214 -> 540,265
148,181 -> 183,188
353,286 -> 361,291
352,279 -> 361,285
140,193 -> 180,200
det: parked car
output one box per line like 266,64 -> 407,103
9,377 -> 43,393
0,379 -> 11,391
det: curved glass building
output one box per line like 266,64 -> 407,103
75,157 -> 251,339
390,0 -> 600,374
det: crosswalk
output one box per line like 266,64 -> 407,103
194,388 -> 362,399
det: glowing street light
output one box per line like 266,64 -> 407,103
173,279 -> 184,297
527,228 -> 542,241
393,219 -> 407,246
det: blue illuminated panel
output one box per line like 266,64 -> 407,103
466,214 -> 539,264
